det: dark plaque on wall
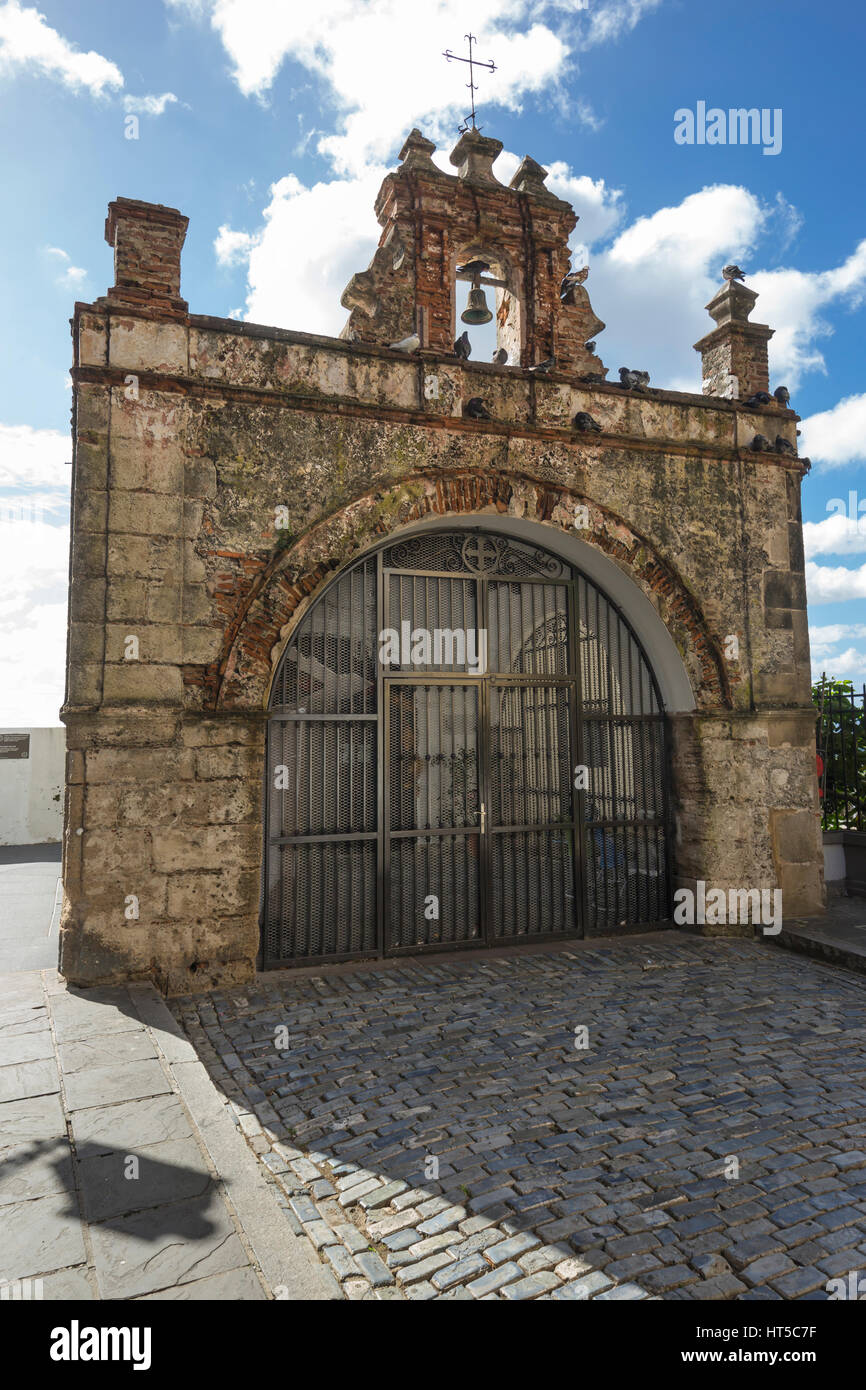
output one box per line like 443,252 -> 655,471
0,733 -> 30,759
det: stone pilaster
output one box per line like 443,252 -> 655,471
694,278 -> 773,400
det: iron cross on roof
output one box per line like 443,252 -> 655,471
443,33 -> 496,133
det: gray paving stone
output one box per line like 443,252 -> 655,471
323,1244 -> 361,1282
595,1282 -> 648,1300
77,1137 -> 213,1224
0,1093 -> 66,1149
397,1252 -> 455,1286
0,1029 -> 54,1066
90,1193 -> 248,1299
338,1178 -> 381,1208
0,1058 -> 59,1103
467,1261 -> 525,1297
502,1270 -> 560,1300
136,1267 -> 266,1299
416,1204 -> 466,1237
0,1193 -> 87,1281
741,1252 -> 796,1286
354,1250 -> 394,1287
360,1180 -> 407,1210
70,1093 -> 193,1154
39,1266 -> 95,1301
59,1030 -> 157,1072
0,1140 -> 72,1206
431,1253 -> 487,1291
551,1270 -> 613,1300
64,1059 -> 171,1112
486,1231 -> 540,1266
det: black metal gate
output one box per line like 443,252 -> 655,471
263,529 -> 670,967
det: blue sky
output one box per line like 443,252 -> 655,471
0,0 -> 864,723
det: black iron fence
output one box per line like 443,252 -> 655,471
814,676 -> 866,832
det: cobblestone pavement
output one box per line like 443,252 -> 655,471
171,934 -> 866,1301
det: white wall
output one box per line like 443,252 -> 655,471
0,728 -> 65,845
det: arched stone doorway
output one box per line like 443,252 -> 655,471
263,525 -> 671,967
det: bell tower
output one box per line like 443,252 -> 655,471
339,127 -> 607,377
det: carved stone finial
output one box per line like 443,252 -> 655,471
705,278 -> 760,328
398,128 -> 437,170
449,129 -> 503,185
509,156 -> 550,198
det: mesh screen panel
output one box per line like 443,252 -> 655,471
389,833 -> 481,948
489,684 -> 572,827
490,829 -> 576,938
266,840 -> 376,960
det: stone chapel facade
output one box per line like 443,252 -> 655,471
60,128 -> 823,994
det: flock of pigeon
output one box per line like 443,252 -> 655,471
387,263 -> 794,446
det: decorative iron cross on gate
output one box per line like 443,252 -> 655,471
461,534 -> 502,572
443,33 -> 496,133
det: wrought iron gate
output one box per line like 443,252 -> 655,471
263,530 -> 670,967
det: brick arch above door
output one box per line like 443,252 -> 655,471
202,470 -> 733,714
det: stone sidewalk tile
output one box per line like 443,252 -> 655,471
0,972 -> 341,1302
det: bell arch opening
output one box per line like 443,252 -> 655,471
262,527 -> 672,967
453,246 -> 521,364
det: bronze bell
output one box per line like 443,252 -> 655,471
461,284 -> 493,325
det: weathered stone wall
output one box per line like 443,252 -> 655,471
61,188 -> 824,994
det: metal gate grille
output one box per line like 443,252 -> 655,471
263,531 -> 670,966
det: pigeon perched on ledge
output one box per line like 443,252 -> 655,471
492,347 -> 509,365
750,434 -> 772,452
560,267 -> 589,299
456,259 -> 490,277
528,356 -> 556,374
775,435 -> 796,455
744,391 -> 772,408
388,333 -> 420,353
584,341 -> 596,352
723,265 -> 746,281
573,411 -> 603,433
618,367 -> 650,391
454,330 -> 471,359
465,397 -> 491,420
773,385 -> 791,406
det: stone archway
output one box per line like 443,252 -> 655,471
209,471 -> 731,716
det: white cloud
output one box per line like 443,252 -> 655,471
587,184 -> 765,388
0,517 -> 69,726
749,240 -> 866,387
803,514 -> 866,560
0,1 -> 123,97
800,393 -> 866,468
122,91 -> 178,116
224,168 -> 386,335
0,422 -> 70,489
583,0 -> 662,46
214,224 -> 258,268
0,423 -> 69,725
45,245 -> 87,288
806,559 -> 866,605
810,623 -> 866,652
167,0 -> 665,176
810,644 -> 866,687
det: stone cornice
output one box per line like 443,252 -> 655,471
70,362 -> 808,472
